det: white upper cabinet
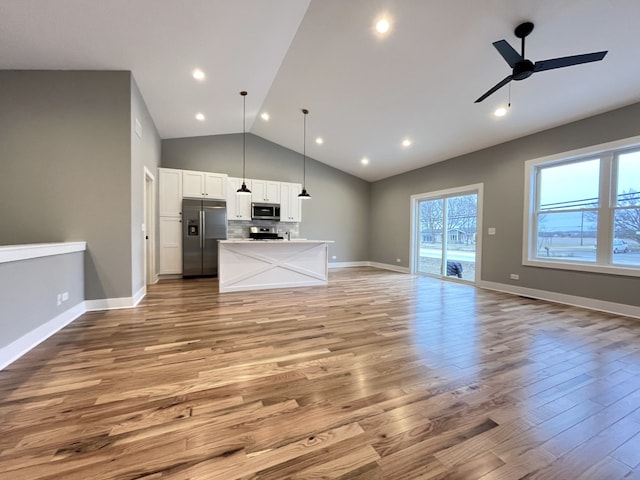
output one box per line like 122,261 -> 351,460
158,168 -> 183,217
182,170 -> 205,198
280,182 -> 302,222
251,179 -> 281,203
226,177 -> 252,221
204,172 -> 227,198
183,170 -> 227,199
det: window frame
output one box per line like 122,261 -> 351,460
523,135 -> 640,278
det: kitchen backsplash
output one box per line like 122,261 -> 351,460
227,220 -> 300,239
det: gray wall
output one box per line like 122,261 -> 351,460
0,252 -> 84,349
0,70 -> 133,301
130,78 -> 161,294
370,101 -> 640,307
162,133 -> 370,262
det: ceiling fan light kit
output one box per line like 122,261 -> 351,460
475,21 -> 608,103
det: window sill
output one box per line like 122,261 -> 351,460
523,257 -> 640,278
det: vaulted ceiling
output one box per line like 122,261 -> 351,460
2,0 -> 640,181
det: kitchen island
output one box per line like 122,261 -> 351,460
218,239 -> 334,293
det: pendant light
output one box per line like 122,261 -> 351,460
298,108 -> 311,199
237,91 -> 251,195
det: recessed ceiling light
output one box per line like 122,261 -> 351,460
494,107 -> 507,117
402,139 -> 412,147
195,113 -> 205,121
376,18 -> 390,34
315,137 -> 324,145
192,69 -> 205,81
260,112 -> 270,121
361,157 -> 370,165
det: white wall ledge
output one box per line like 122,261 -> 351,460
0,242 -> 87,264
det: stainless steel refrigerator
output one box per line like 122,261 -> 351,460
182,199 -> 227,277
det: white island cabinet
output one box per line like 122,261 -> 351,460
218,240 -> 334,293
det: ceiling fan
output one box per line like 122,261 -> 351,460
475,21 -> 608,103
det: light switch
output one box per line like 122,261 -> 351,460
488,227 -> 496,235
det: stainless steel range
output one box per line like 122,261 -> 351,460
249,226 -> 283,240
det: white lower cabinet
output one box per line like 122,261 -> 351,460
280,182 -> 302,222
159,216 -> 182,274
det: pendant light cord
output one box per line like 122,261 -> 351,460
302,109 -> 307,189
242,92 -> 247,181
298,108 -> 311,199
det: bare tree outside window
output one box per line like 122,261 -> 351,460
615,189 -> 640,243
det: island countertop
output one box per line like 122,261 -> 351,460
218,239 -> 333,293
219,239 -> 334,244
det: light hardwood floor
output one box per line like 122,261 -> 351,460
1,267 -> 640,479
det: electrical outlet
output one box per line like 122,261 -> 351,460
510,273 -> 520,280
62,292 -> 69,302
331,255 -> 337,260
396,258 -> 401,263
56,294 -> 62,306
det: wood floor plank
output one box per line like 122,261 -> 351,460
1,267 -> 640,478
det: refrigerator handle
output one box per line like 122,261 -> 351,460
200,210 -> 204,249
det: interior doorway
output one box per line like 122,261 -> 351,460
411,184 -> 483,283
144,167 -> 156,285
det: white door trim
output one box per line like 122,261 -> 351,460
144,167 -> 157,285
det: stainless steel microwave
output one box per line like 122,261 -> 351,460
252,203 -> 280,221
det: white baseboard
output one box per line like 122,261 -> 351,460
85,297 -> 132,311
329,261 -> 369,269
368,262 -> 411,274
132,285 -> 146,307
329,261 -> 410,274
479,280 -> 640,319
157,274 -> 182,280
85,285 -> 147,311
1,286 -> 150,370
359,265 -> 639,318
0,302 -> 85,370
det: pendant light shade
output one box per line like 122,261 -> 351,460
298,108 -> 311,199
237,91 -> 251,195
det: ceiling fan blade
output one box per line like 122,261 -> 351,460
493,40 -> 521,68
534,51 -> 608,72
474,75 -> 513,103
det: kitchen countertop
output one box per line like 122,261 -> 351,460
220,239 -> 334,244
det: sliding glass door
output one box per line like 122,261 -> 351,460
413,185 -> 482,282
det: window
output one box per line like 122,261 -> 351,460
524,136 -> 640,276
